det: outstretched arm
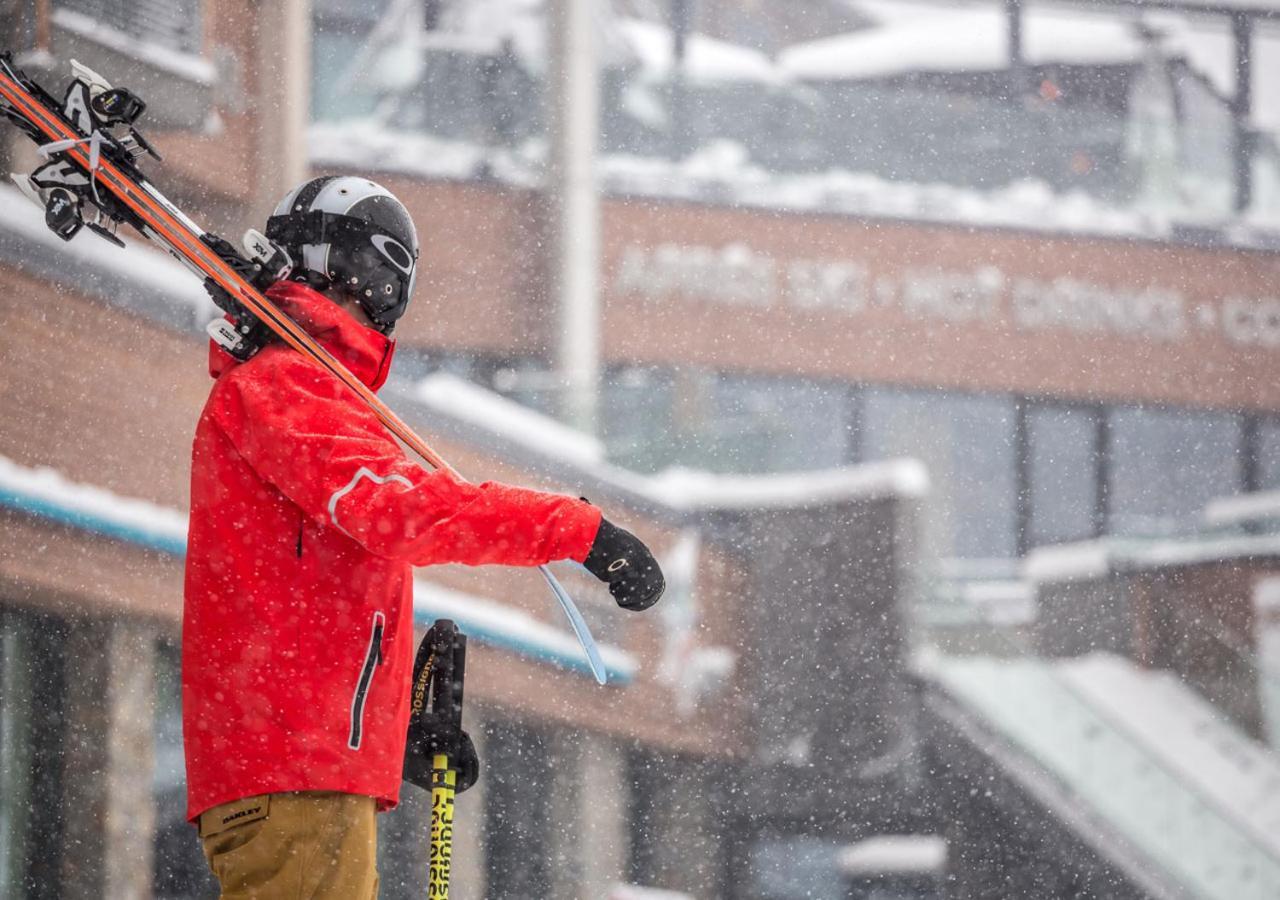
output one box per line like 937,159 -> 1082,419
209,351 -> 601,568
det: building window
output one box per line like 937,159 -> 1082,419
602,367 -> 679,474
0,608 -> 69,900
484,721 -> 553,899
152,639 -> 215,898
1107,406 -> 1244,536
1259,418 -> 1280,492
701,374 -> 857,475
1022,403 -> 1104,551
863,387 -> 1017,559
54,0 -> 203,55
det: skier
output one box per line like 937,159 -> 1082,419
183,175 -> 664,898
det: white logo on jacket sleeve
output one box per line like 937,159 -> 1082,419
327,467 -> 413,538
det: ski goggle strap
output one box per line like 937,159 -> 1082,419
265,210 -> 393,252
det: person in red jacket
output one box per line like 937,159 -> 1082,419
184,175 -> 664,898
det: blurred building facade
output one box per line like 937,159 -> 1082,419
3,1 -> 1280,899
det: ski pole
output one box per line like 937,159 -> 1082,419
408,620 -> 469,897
0,52 -> 608,685
429,752 -> 456,898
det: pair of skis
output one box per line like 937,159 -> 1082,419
0,52 -> 608,684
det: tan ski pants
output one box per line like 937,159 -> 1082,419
199,791 -> 378,899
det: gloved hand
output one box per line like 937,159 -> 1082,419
402,623 -> 479,794
404,721 -> 479,795
199,233 -> 278,361
199,233 -> 262,316
583,518 -> 665,611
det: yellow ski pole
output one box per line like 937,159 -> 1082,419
429,752 -> 456,898
406,620 -> 473,898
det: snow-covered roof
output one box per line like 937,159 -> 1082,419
837,835 -> 948,876
788,1 -> 1280,132
782,2 -> 1147,81
930,652 -> 1280,897
0,451 -> 634,682
435,0 -> 547,70
1120,0 -> 1280,15
1150,13 -> 1280,130
617,18 -> 783,85
1059,653 -> 1280,850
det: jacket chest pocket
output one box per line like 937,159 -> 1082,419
347,611 -> 385,750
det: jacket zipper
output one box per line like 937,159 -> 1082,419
347,611 -> 385,750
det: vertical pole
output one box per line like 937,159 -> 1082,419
670,0 -> 691,157
1014,398 -> 1031,557
1094,408 -> 1110,539
429,753 -> 456,897
1006,0 -> 1024,95
547,0 -> 601,435
1242,414 -> 1262,534
1232,13 -> 1254,213
252,0 -> 311,213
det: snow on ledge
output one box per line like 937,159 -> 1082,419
1023,540 -> 1113,584
1123,534 -> 1280,569
0,455 -> 188,555
1025,532 -> 1280,584
1203,489 -> 1280,528
837,835 -> 948,876
619,18 -> 783,85
414,373 -> 606,468
413,578 -> 635,684
645,459 -> 929,511
780,3 -> 1146,82
53,8 -> 218,84
608,887 -> 696,900
1257,576 -> 1280,613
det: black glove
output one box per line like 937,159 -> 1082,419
404,723 -> 479,795
403,623 -> 479,794
200,233 -> 263,315
199,233 -> 276,361
583,517 -> 665,612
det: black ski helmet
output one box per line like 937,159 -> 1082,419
266,175 -> 419,333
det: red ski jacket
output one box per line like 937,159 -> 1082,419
182,281 -> 602,821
